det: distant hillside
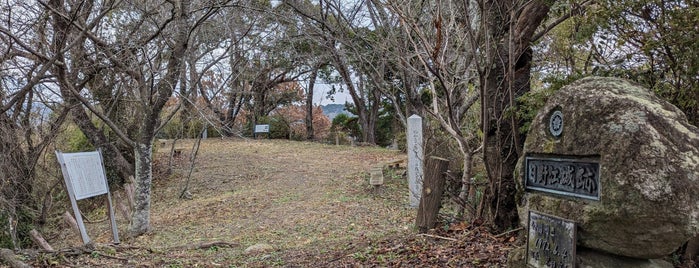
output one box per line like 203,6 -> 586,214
321,104 -> 352,120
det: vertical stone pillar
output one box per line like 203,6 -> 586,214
407,114 -> 423,208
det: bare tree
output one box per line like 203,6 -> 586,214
43,0 -> 232,236
287,0 -> 386,144
191,2 -> 315,137
384,0 -> 483,218
0,0 -> 72,248
388,0 -> 560,229
479,0 -> 556,230
289,0 -> 561,229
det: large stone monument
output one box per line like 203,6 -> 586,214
513,77 -> 699,267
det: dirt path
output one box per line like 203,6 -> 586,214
129,138 -> 413,266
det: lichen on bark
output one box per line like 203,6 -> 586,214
130,142 -> 153,236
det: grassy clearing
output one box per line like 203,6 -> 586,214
43,138 -> 416,266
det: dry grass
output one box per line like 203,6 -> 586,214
43,138 -> 416,267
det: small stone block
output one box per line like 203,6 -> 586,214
370,167 -> 384,186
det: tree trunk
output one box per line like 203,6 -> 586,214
305,66 -> 319,140
481,0 -> 553,231
128,0 -> 190,236
179,57 -> 198,136
366,87 -> 380,144
223,90 -> 246,137
330,48 -> 378,144
130,143 -> 153,236
70,106 -> 134,180
354,76 -> 378,145
416,156 -> 449,233
458,150 -> 475,219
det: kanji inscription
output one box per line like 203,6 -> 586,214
525,155 -> 600,200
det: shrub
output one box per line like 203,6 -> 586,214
63,123 -> 94,152
0,211 -> 11,248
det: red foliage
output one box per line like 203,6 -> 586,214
272,105 -> 331,140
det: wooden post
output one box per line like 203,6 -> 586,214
0,249 -> 32,268
124,178 -> 135,210
63,211 -> 79,234
29,229 -> 53,251
416,156 -> 449,233
115,192 -> 132,223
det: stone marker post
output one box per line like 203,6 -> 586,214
407,114 -> 423,208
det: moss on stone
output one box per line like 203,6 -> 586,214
515,77 -> 699,259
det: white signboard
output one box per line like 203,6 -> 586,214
61,151 -> 109,200
254,124 -> 270,133
56,150 -> 119,245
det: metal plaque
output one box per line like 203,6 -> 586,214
527,211 -> 576,268
525,155 -> 600,200
549,111 -> 563,137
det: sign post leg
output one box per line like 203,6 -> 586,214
106,192 -> 120,244
69,199 -> 91,244
56,151 -> 92,244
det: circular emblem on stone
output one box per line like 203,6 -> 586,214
549,110 -> 563,137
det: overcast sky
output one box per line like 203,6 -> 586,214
312,84 -> 352,106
